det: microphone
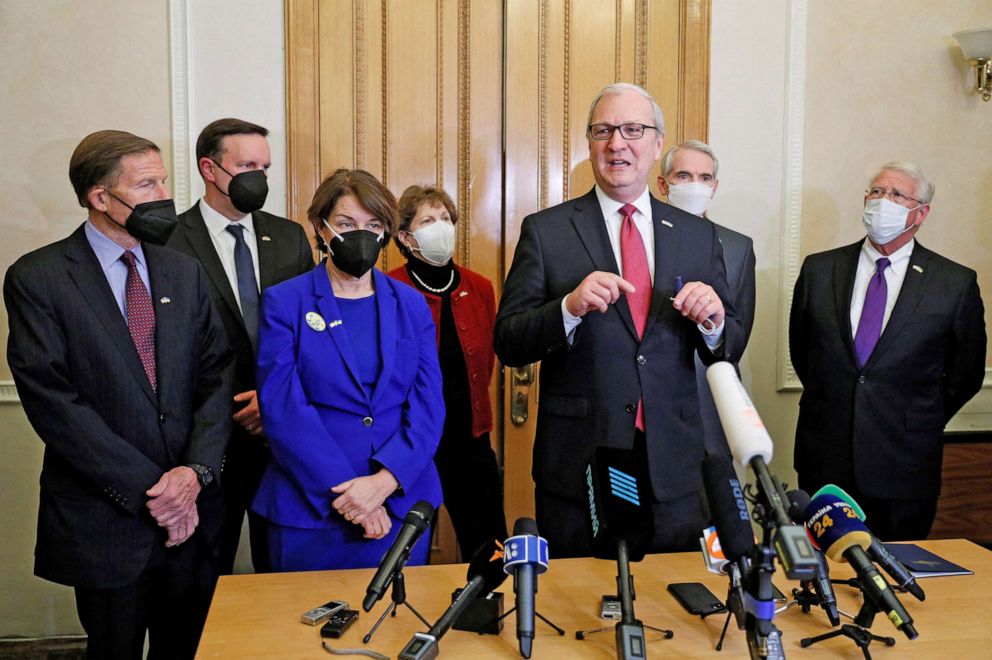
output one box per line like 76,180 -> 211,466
503,518 -> 549,659
784,489 -> 840,626
362,501 -> 434,612
706,362 -> 818,580
585,446 -> 654,562
811,485 -> 925,601
804,493 -> 918,639
398,539 -> 508,660
701,454 -> 755,563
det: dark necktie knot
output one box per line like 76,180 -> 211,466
876,257 -> 890,273
620,203 -> 637,220
226,224 -> 246,239
121,250 -> 138,268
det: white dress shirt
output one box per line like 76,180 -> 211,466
850,238 -> 915,337
199,198 -> 261,313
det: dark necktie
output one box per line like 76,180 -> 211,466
121,251 -> 157,391
620,203 -> 651,431
226,224 -> 260,350
854,257 -> 890,366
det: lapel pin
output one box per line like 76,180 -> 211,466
459,291 -> 469,298
159,297 -> 171,304
329,319 -> 343,328
305,311 -> 327,331
261,235 -> 272,242
912,265 -> 923,274
661,219 -> 674,228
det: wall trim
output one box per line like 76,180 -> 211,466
168,0 -> 194,212
0,380 -> 18,404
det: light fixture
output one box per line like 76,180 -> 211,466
953,28 -> 992,102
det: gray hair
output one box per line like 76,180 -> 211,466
586,82 -> 666,140
870,161 -> 935,204
661,140 -> 719,179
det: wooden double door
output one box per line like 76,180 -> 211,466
285,0 -> 710,562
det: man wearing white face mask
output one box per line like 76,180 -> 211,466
658,141 -> 756,458
790,161 -> 986,541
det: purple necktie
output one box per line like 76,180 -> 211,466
121,251 -> 157,391
854,257 -> 890,367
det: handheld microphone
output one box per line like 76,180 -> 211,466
706,362 -> 817,581
362,501 -> 434,612
503,518 -> 548,659
585,447 -> 654,562
811,484 -> 925,601
804,493 -> 918,639
784,489 -> 840,626
702,454 -> 755,563
398,539 -> 508,660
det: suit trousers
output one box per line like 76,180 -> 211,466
74,535 -> 217,660
536,432 -> 706,557
219,436 -> 271,574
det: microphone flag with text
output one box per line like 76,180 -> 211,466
363,500 -> 434,612
503,517 -> 548,659
585,446 -> 653,562
804,493 -> 918,639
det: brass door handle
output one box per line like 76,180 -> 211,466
510,364 -> 534,426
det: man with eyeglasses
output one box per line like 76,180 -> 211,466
495,83 -> 745,555
790,161 -> 986,541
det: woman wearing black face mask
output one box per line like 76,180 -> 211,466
251,169 -> 444,571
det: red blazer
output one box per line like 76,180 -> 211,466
388,264 -> 496,437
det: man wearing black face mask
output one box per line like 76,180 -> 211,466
167,118 -> 313,575
4,130 -> 233,659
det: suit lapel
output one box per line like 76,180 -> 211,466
370,270 -> 397,405
869,242 -> 932,365
180,203 -> 244,324
312,265 -> 366,397
253,212 -> 278,290
643,196 -> 682,339
64,228 -> 157,407
569,190 -> 638,339
833,242 -> 862,366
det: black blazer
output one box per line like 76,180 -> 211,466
494,189 -> 744,502
4,225 -> 234,589
168,202 -> 314,395
790,240 -> 986,500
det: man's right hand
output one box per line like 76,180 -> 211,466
564,271 -> 636,317
164,505 -> 199,547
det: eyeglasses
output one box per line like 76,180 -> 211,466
865,187 -> 923,205
587,123 -> 658,141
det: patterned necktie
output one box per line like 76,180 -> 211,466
226,224 -> 260,350
854,257 -> 890,366
620,203 -> 652,431
121,251 -> 157,391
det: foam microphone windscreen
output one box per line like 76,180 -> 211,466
466,539 -> 510,594
785,489 -> 811,524
585,446 -> 653,562
701,454 -> 755,562
803,493 -> 872,562
812,484 -> 866,520
705,362 -> 773,466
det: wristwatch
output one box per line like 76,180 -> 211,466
186,463 -> 215,487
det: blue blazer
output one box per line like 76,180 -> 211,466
252,264 -> 444,528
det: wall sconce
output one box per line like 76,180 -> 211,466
953,28 -> 992,102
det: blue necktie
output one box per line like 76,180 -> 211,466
226,224 -> 260,350
854,257 -> 890,366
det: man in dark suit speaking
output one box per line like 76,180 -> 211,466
495,83 -> 745,555
658,140 -> 756,458
168,118 -> 313,574
790,161 -> 986,541
4,130 -> 233,659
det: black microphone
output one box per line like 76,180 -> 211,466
503,518 -> 548,658
811,484 -> 925,602
805,493 -> 918,639
784,489 -> 840,626
398,539 -> 508,660
702,454 -> 755,563
362,501 -> 434,612
585,446 -> 654,562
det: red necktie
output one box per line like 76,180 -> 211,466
620,203 -> 651,431
121,251 -> 157,391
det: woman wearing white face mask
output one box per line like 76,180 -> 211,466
388,185 -> 508,560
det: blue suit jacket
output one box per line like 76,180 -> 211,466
252,264 -> 444,528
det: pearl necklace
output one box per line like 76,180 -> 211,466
410,268 -> 455,294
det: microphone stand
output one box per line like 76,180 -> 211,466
487,606 -> 566,637
800,591 -> 896,659
363,567 -> 430,644
575,540 -> 674,659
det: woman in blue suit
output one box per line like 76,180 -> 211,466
253,169 -> 444,571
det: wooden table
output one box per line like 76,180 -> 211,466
197,539 -> 991,658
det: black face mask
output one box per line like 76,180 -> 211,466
213,161 -> 269,214
105,192 -> 178,245
328,228 -> 383,278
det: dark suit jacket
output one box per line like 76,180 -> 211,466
695,223 -> 756,456
252,266 -> 444,546
4,224 -> 233,589
790,240 -> 986,501
494,189 -> 745,503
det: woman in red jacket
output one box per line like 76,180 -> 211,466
388,185 -> 507,559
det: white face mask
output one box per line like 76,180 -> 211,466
861,198 -> 919,245
409,221 -> 456,266
666,181 -> 714,216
